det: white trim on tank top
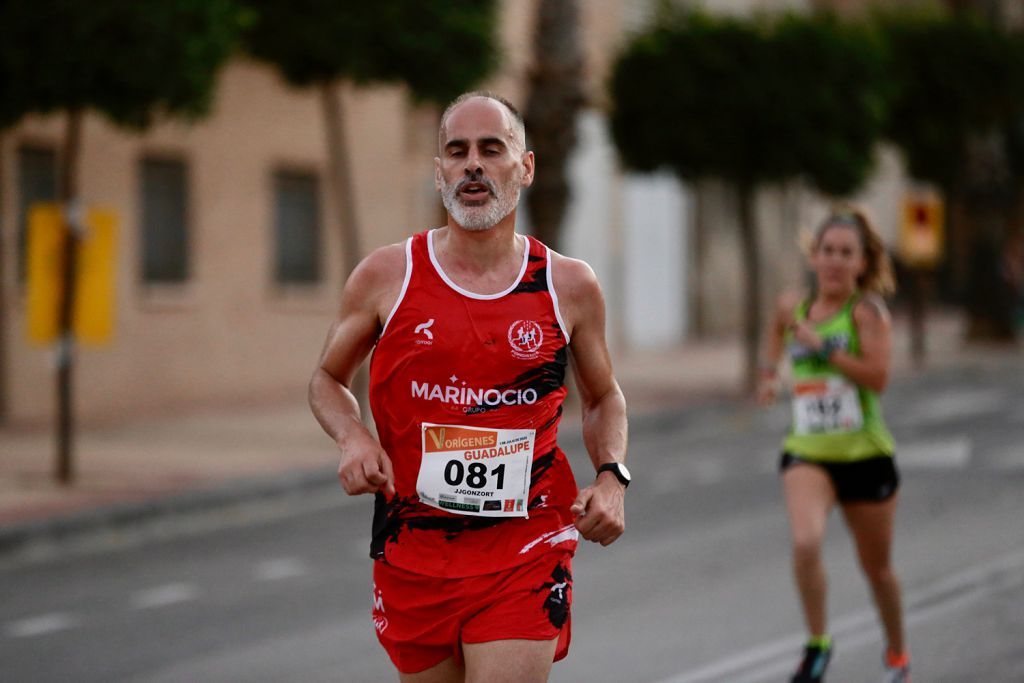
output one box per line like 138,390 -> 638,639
546,245 -> 571,344
380,236 -> 413,337
427,228 -> 530,300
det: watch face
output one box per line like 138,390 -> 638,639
602,463 -> 630,483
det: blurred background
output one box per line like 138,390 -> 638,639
1,0 -> 1022,430
1,1 -> 1023,680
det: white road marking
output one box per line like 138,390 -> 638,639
254,557 -> 308,581
650,548 -> 1024,683
131,582 -> 200,609
989,443 -> 1024,471
5,613 -> 78,638
691,460 -> 727,486
898,389 -> 1004,426
651,460 -> 730,495
896,436 -> 972,469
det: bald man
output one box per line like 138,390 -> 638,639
310,91 -> 629,683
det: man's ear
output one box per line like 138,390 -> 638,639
521,150 -> 535,188
434,157 -> 442,192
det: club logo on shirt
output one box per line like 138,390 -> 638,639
508,320 -> 543,360
414,318 -> 435,345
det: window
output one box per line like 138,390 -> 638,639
140,157 -> 189,283
17,146 -> 58,282
273,170 -> 321,285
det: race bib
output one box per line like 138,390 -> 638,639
417,423 -> 533,517
792,378 -> 864,435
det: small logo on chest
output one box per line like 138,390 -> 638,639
414,319 -> 435,345
508,320 -> 543,360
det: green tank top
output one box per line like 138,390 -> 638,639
782,294 -> 895,462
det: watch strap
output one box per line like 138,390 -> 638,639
597,462 -> 630,487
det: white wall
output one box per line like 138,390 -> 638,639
623,172 -> 690,348
562,111 -> 690,351
562,110 -> 624,345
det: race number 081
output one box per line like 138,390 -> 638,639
443,460 -> 506,489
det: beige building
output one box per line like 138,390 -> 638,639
0,0 -> 628,426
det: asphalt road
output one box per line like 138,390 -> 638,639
2,362 -> 1022,682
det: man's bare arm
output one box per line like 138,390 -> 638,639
552,254 -> 628,546
309,243 -> 406,496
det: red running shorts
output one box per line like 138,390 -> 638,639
371,551 -> 573,674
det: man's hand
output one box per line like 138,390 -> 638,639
337,432 -> 395,498
570,472 -> 625,546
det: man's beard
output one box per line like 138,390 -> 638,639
440,171 -> 522,231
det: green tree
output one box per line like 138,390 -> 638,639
524,0 -> 585,251
610,11 -> 887,390
879,8 -> 1024,340
243,0 -> 498,277
0,0 -> 245,480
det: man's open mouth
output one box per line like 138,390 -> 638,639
459,181 -> 492,201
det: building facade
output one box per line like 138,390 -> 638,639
0,0 -> 633,425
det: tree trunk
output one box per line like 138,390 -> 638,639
960,129 -> 1018,342
56,109 -> 84,485
947,0 -> 1018,344
319,81 -> 370,417
523,0 -> 584,250
320,80 -> 362,279
737,183 -> 762,393
0,132 -> 7,425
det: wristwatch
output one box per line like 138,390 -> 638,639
597,462 -> 631,488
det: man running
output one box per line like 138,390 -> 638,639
309,91 -> 629,682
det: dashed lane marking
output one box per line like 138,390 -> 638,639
131,582 -> 200,610
896,436 -> 971,470
5,613 -> 78,638
254,557 -> 308,581
691,460 -> 728,486
989,443 -> 1024,471
896,389 -> 1004,426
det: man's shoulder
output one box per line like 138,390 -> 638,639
548,250 -> 600,297
350,240 -> 409,289
340,240 -> 410,316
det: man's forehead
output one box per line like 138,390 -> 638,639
441,98 -> 517,144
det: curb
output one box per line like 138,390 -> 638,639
0,398 -> 736,562
3,355 -> 1016,562
0,465 -> 340,561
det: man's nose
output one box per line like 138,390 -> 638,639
463,149 -> 484,175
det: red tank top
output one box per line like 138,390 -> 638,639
367,229 -> 579,578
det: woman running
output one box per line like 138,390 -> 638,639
758,205 -> 910,683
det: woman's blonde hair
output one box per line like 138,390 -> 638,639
811,204 -> 897,297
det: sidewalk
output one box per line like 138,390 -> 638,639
0,308 -> 1013,554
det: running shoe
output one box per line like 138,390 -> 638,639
790,642 -> 832,683
880,651 -> 911,683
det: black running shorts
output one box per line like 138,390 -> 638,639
779,452 -> 900,502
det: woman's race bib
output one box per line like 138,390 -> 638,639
792,378 -> 864,435
417,423 -> 534,517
